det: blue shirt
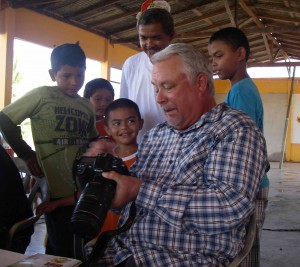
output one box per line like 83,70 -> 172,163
225,78 -> 269,188
97,103 -> 269,267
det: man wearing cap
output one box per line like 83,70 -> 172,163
120,1 -> 174,143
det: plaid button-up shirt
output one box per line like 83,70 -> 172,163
97,103 -> 268,267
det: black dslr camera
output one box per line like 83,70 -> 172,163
70,153 -> 130,240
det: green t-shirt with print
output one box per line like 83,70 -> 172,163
1,86 -> 98,198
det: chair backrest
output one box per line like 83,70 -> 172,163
228,212 -> 256,267
12,157 -> 33,191
5,176 -> 48,250
28,176 -> 49,204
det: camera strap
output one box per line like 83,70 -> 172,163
86,201 -> 136,267
72,156 -> 81,202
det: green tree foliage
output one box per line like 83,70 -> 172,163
12,58 -> 23,100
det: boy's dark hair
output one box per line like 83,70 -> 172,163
209,27 -> 250,61
50,43 -> 86,73
105,98 -> 141,125
83,78 -> 115,99
137,8 -> 174,36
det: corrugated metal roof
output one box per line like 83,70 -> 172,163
2,0 -> 300,67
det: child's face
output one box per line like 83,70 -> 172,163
89,88 -> 114,117
105,107 -> 143,146
208,40 -> 244,81
49,65 -> 85,97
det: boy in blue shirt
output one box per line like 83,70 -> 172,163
208,27 -> 269,267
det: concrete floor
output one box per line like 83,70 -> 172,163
25,216 -> 46,255
25,162 -> 300,266
261,162 -> 300,267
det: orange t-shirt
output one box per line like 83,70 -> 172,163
96,119 -> 107,137
95,117 -> 136,234
99,152 -> 137,233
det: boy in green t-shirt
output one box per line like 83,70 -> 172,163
0,43 -> 98,258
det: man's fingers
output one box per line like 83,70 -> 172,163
102,171 -> 118,181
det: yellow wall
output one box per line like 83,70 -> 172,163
214,79 -> 300,162
256,79 -> 300,162
12,7 -> 138,64
14,9 -> 106,60
0,7 -> 137,105
0,8 -> 15,107
214,78 -> 300,94
108,43 -> 138,69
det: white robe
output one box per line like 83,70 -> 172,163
120,52 -> 166,143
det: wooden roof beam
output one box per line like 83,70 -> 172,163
238,17 -> 254,28
169,26 -> 300,40
243,25 -> 300,34
238,0 -> 290,62
223,0 -> 236,27
248,62 -> 300,67
259,14 -> 300,23
249,2 -> 300,14
66,0 -> 123,19
87,10 -> 137,29
6,0 -> 61,8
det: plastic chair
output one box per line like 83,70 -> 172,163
5,176 -> 48,250
12,157 -> 32,191
228,213 -> 257,267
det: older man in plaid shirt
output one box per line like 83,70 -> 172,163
93,43 -> 269,267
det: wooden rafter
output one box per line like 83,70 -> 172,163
3,0 -> 300,66
238,0 -> 290,62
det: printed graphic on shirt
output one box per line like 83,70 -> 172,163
53,106 -> 90,145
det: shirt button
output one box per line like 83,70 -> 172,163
132,240 -> 136,245
169,160 -> 173,164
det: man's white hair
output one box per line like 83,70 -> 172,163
151,43 -> 215,95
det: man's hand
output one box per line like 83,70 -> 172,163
84,139 -> 115,156
36,201 -> 58,214
23,152 -> 44,177
102,171 -> 142,209
36,194 -> 78,214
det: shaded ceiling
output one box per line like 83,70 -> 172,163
2,0 -> 300,67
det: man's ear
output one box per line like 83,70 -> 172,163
139,119 -> 144,130
169,31 -> 175,42
48,69 -> 56,81
104,125 -> 111,136
237,47 -> 246,61
196,72 -> 208,96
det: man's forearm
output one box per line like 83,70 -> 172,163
0,112 -> 33,159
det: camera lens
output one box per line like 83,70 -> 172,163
70,153 -> 129,240
70,178 -> 116,240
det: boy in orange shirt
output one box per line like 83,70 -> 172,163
99,98 -> 144,232
84,98 -> 143,259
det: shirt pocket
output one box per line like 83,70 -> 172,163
154,182 -> 198,229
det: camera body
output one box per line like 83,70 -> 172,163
70,153 -> 130,240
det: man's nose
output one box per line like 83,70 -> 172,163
211,58 -> 217,66
120,121 -> 128,129
70,76 -> 79,85
156,89 -> 166,105
145,38 -> 154,47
